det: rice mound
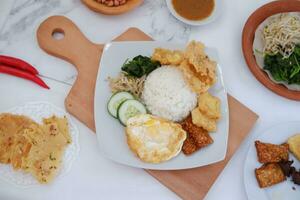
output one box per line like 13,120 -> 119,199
142,66 -> 197,122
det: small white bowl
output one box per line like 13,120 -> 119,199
165,0 -> 220,26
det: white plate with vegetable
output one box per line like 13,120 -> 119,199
94,41 -> 229,170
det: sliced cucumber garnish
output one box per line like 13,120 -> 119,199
107,91 -> 134,118
117,99 -> 147,126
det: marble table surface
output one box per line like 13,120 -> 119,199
1,0 -> 300,199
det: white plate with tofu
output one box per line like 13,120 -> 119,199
244,122 -> 300,200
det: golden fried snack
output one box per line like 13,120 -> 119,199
0,113 -> 36,168
0,113 -> 71,184
178,60 -> 213,94
185,41 -> 216,79
152,48 -> 184,65
287,134 -> 300,161
181,116 -> 213,155
22,116 -> 71,183
43,116 -> 72,144
255,141 -> 289,163
191,108 -> 217,132
198,92 -> 221,119
255,163 -> 286,188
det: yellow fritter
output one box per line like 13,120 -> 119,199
191,108 -> 217,132
126,114 -> 186,163
198,92 -> 221,119
0,113 -> 36,168
287,134 -> 300,161
0,113 -> 71,184
152,48 -> 184,65
22,116 -> 70,183
43,116 -> 72,144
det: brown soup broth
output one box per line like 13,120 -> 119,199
172,0 -> 215,21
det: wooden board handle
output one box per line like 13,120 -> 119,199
36,15 -> 103,70
37,16 -> 103,130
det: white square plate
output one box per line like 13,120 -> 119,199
94,41 -> 229,170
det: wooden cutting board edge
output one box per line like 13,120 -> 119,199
147,96 -> 258,200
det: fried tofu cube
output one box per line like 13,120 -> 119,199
255,141 -> 289,163
255,163 -> 286,188
198,92 -> 221,119
181,116 -> 213,155
287,134 -> 300,161
152,48 -> 184,65
191,108 -> 217,132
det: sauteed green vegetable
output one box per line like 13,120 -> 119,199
264,45 -> 300,85
121,55 -> 161,78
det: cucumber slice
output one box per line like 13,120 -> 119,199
117,99 -> 147,126
107,92 -> 134,118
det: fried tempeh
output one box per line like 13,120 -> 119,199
255,163 -> 286,188
181,116 -> 213,155
255,141 -> 289,163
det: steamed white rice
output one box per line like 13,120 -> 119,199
142,66 -> 197,122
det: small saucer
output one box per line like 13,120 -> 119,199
165,0 -> 220,26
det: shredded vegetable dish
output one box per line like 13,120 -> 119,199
263,13 -> 300,58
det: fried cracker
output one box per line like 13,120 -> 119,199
178,60 -> 214,94
255,163 -> 286,188
185,41 -> 216,79
152,48 -> 184,65
255,141 -> 289,163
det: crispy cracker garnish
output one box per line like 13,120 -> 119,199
178,60 -> 213,93
151,41 -> 217,94
255,141 -> 289,164
185,41 -> 216,79
255,163 -> 286,188
152,48 -> 184,65
180,116 -> 213,155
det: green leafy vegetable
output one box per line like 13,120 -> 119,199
121,55 -> 161,78
264,45 -> 300,85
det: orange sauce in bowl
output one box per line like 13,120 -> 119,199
172,0 -> 215,21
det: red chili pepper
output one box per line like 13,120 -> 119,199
0,65 -> 49,89
0,55 -> 39,75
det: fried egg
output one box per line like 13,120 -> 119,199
125,114 -> 187,163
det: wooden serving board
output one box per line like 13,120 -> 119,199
37,16 -> 258,200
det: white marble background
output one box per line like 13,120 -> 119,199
0,0 -> 191,85
1,0 -> 300,200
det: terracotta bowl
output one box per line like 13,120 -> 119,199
81,0 -> 143,15
242,0 -> 300,101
